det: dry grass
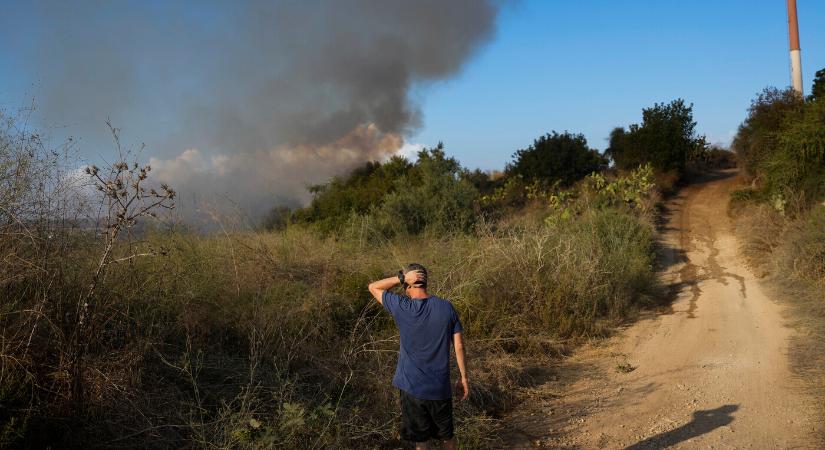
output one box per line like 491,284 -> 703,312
0,111 -> 660,448
734,203 -> 785,277
1,205 -> 658,448
733,202 -> 825,443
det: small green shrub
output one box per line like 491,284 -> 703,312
544,164 -> 658,226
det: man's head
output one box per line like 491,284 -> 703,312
405,263 -> 428,289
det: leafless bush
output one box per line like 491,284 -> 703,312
64,122 -> 176,410
0,107 -> 88,446
0,113 -> 175,447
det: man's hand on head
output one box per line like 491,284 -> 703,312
368,267 -> 425,305
404,270 -> 425,286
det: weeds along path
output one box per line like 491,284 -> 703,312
503,170 -> 819,449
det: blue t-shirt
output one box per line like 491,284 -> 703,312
382,291 -> 463,400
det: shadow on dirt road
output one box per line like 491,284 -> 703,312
624,404 -> 738,450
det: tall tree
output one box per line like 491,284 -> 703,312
607,99 -> 701,175
506,131 -> 606,187
732,88 -> 803,176
811,68 -> 825,101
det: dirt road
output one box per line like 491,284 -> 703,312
504,171 -> 819,449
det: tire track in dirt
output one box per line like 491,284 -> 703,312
502,170 -> 819,449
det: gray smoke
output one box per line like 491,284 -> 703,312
13,0 -> 501,220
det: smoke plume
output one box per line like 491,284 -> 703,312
13,0 -> 501,220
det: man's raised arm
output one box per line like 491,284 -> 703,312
368,270 -> 425,305
368,276 -> 400,305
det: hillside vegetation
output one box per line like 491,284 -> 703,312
730,70 -> 825,427
1,99 -> 715,448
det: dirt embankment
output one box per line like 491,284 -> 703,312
504,170 -> 820,449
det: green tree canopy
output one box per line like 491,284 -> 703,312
767,94 -> 825,201
732,83 -> 825,206
292,143 -> 480,235
292,156 -> 412,232
505,131 -> 606,188
374,143 -> 479,235
811,68 -> 825,101
732,87 -> 803,177
607,99 -> 702,174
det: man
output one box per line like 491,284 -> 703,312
368,263 -> 469,450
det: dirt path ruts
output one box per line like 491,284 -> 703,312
503,170 -> 818,449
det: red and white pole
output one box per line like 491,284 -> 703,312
787,0 -> 803,96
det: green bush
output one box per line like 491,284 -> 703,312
607,99 -> 704,176
294,144 -> 480,236
766,97 -> 825,205
292,156 -> 412,233
541,164 -> 658,227
506,131 -> 606,188
733,87 -> 804,179
373,145 -> 479,235
732,84 -> 825,212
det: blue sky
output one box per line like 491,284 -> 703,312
410,0 -> 825,170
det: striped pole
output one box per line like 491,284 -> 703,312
787,0 -> 803,96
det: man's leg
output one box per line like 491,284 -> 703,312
401,390 -> 435,449
427,396 -> 454,449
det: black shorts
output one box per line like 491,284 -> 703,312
399,389 -> 454,442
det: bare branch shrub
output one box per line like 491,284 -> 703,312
0,112 -> 175,446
